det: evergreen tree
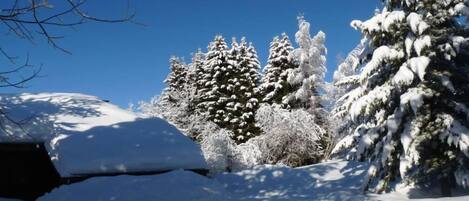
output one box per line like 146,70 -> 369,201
188,49 -> 205,92
164,57 -> 187,91
196,35 -> 231,123
334,0 -> 469,194
197,36 -> 261,143
286,17 -> 327,112
329,43 -> 365,146
187,49 -> 205,112
141,57 -> 190,130
230,38 -> 261,142
259,33 -> 297,105
332,43 -> 364,101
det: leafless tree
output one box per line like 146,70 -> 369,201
0,0 -> 134,129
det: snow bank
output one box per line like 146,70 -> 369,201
0,93 -> 207,177
39,160 -> 469,201
39,170 -> 232,201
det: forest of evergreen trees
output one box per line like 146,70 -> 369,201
138,0 -> 469,195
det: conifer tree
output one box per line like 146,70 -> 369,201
141,57 -> 190,129
230,38 -> 261,142
164,57 -> 187,91
286,17 -> 327,112
259,33 -> 297,105
197,35 -> 231,123
334,0 -> 469,194
196,36 -> 261,143
188,49 -> 205,91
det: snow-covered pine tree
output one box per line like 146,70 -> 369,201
196,35 -> 231,126
140,57 -> 190,129
197,36 -> 260,143
259,33 -> 297,105
287,16 -> 327,113
329,43 -> 366,148
188,49 -> 205,92
333,0 -> 469,194
332,43 -> 364,101
286,16 -> 331,149
230,38 -> 261,142
164,57 -> 187,91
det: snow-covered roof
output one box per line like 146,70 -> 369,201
0,93 -> 207,177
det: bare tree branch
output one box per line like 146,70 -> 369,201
0,0 -> 135,133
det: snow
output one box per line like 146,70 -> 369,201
407,13 -> 429,35
39,170 -> 231,201
39,160 -> 469,201
406,34 -> 416,56
414,35 -> 431,56
454,2 -> 469,16
408,56 -> 430,81
0,93 -> 207,177
359,46 -> 404,83
400,88 -> 432,114
0,93 -> 136,142
393,64 -> 415,86
351,11 -> 405,33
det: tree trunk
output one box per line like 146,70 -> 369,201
440,175 -> 452,197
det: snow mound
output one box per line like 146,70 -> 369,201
39,170 -> 232,201
214,160 -> 369,201
39,160 -> 469,201
0,93 -> 207,177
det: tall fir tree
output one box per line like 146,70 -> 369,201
197,36 -> 261,143
334,0 -> 469,194
197,35 -> 231,123
164,56 -> 187,91
259,33 -> 297,105
231,38 -> 261,142
286,17 -> 327,112
141,57 -> 190,130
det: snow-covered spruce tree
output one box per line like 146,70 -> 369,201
333,0 -> 469,194
196,36 -> 230,123
332,43 -> 365,101
287,17 -> 332,155
329,43 -> 366,149
139,57 -> 192,130
165,56 -> 187,91
259,33 -> 297,105
197,36 -> 260,143
286,17 -> 327,112
188,49 -> 205,94
227,38 -> 262,142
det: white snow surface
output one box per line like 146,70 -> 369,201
40,160 -> 469,201
0,93 -> 207,177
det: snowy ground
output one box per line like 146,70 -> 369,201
39,160 -> 469,201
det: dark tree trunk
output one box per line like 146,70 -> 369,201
440,175 -> 452,197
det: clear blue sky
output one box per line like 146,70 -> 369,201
4,0 -> 381,108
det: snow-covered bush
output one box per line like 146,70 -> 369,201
199,123 -> 236,173
254,104 -> 326,167
199,122 -> 261,173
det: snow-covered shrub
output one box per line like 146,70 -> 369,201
254,104 -> 326,167
199,124 -> 237,173
232,139 -> 263,170
199,121 -> 262,173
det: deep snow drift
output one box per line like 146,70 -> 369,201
0,93 -> 207,177
40,160 -> 469,201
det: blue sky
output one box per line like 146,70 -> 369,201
4,0 -> 381,108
